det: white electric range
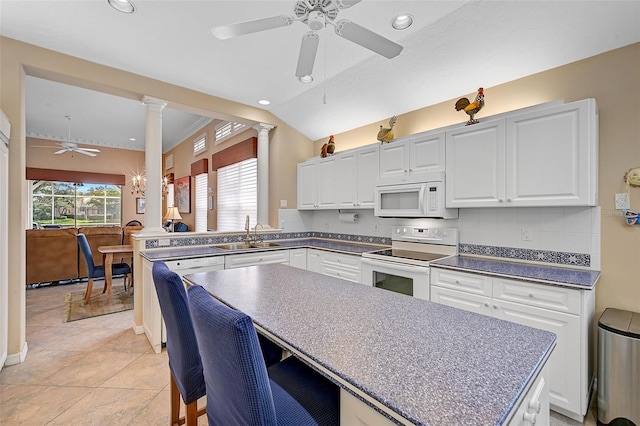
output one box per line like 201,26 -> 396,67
361,227 -> 458,300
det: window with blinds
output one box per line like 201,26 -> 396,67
215,121 -> 247,145
217,158 -> 257,231
194,174 -> 207,232
193,133 -> 207,156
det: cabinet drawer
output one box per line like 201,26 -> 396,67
322,252 -> 362,269
430,268 -> 492,297
430,286 -> 493,316
165,256 -> 225,270
493,277 -> 581,315
322,264 -> 361,283
225,250 -> 290,269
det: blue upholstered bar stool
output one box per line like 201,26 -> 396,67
187,284 -> 340,426
77,233 -> 131,304
152,262 -> 206,426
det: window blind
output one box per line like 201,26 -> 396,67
194,174 -> 207,232
217,158 -> 257,231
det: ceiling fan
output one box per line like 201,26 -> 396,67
34,116 -> 101,157
211,0 -> 403,80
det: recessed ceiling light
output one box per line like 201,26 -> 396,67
108,0 -> 136,14
298,75 -> 314,84
258,99 -> 271,106
391,14 -> 413,30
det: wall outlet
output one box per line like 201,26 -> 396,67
521,227 -> 532,241
615,193 -> 629,210
158,238 -> 170,247
279,199 -> 288,208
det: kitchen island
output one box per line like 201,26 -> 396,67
183,264 -> 556,425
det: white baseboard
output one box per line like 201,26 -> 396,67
132,322 -> 144,335
4,341 -> 28,366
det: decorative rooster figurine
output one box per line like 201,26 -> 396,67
320,135 -> 335,158
377,116 -> 397,143
455,87 -> 485,125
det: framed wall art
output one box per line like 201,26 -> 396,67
136,197 -> 145,214
175,176 -> 191,213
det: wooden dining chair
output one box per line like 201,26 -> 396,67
187,284 -> 340,426
152,261 -> 207,426
77,233 -> 131,304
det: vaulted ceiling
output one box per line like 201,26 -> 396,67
1,1 -> 638,152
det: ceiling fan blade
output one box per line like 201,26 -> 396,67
75,149 -> 97,157
54,149 -> 67,155
336,0 -> 363,8
334,19 -> 403,59
295,32 -> 320,78
212,15 -> 293,40
77,147 -> 101,152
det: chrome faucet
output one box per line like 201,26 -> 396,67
254,223 -> 263,244
245,215 -> 251,244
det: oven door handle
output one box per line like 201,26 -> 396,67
361,258 -> 429,274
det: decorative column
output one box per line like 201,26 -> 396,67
140,96 -> 167,234
253,123 -> 274,228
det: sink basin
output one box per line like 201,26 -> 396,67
216,242 -> 281,250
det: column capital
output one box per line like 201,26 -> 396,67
253,123 -> 275,134
141,96 -> 168,111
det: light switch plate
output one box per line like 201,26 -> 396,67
279,199 -> 288,208
615,193 -> 629,210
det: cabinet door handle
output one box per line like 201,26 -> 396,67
455,280 -> 460,284
493,305 -> 498,310
523,411 -> 536,425
484,303 -> 490,308
528,399 -> 541,413
498,199 -> 504,203
528,293 -> 535,298
507,198 -> 512,203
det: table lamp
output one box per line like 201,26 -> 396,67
163,206 -> 182,232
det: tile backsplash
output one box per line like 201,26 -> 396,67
279,206 -> 601,270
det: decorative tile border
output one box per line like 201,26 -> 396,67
145,232 -> 391,250
459,243 -> 591,267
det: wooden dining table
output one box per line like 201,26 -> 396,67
98,244 -> 133,302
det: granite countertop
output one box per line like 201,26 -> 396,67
141,238 -> 387,261
432,256 -> 600,289
184,264 -> 556,426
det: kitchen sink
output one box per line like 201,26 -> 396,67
215,242 -> 281,250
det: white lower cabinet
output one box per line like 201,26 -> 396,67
509,366 -> 550,426
431,267 -> 594,422
142,256 -> 226,353
225,250 -> 290,269
306,249 -> 361,283
288,248 -> 307,270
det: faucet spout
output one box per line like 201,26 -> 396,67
245,215 -> 250,243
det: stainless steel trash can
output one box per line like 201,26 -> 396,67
597,308 -> 640,425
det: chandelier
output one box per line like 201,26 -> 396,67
131,173 -> 169,197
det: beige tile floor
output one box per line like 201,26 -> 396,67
1,280 -> 597,425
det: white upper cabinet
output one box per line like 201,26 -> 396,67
299,145 -> 378,210
445,120 -> 506,207
379,130 -> 445,181
336,145 -> 379,209
446,99 -> 598,208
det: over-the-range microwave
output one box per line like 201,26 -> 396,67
374,172 -> 458,219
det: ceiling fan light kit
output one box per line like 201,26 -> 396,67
212,0 -> 402,80
35,115 -> 101,157
107,0 -> 136,14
